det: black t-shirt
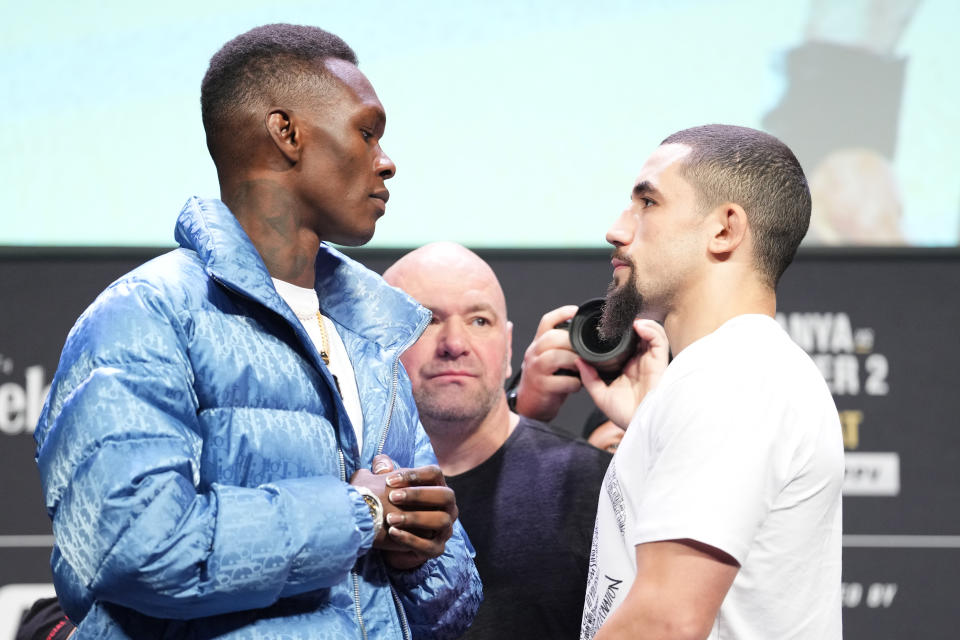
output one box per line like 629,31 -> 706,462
446,418 -> 612,639
16,597 -> 75,640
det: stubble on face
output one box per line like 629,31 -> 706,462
599,255 -> 644,341
412,373 -> 504,436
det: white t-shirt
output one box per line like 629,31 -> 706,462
581,315 -> 843,640
272,278 -> 365,451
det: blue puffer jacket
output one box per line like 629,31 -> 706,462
34,197 -> 482,639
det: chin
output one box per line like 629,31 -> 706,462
329,227 -> 376,247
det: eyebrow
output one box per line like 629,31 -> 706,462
359,104 -> 387,135
372,108 -> 386,131
632,180 -> 664,201
427,302 -> 498,316
465,303 -> 497,315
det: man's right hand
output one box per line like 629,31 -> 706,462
577,318 -> 669,429
514,305 -> 583,422
352,455 -> 458,569
379,464 -> 457,570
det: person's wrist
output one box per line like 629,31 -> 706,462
512,387 -> 558,422
354,485 -> 385,541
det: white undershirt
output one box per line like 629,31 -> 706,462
272,278 -> 365,451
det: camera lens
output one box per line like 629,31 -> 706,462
568,298 -> 637,382
578,311 -> 610,354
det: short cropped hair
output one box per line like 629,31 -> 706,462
662,124 -> 811,287
200,24 -> 357,161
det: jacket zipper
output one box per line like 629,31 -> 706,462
391,583 -> 413,640
347,315 -> 426,640
353,571 -> 369,640
375,356 -> 401,457
208,270 -> 415,639
377,315 -> 427,640
340,447 -> 369,640
376,312 -> 430,457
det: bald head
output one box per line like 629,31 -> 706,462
384,242 -> 508,319
385,242 -> 513,433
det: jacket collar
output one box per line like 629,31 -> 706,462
174,197 -> 429,353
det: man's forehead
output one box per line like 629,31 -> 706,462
409,268 -> 506,319
387,243 -> 508,315
634,143 -> 692,187
322,57 -> 384,111
421,276 -> 506,318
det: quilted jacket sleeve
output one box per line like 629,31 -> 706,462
387,424 -> 483,640
34,280 -> 375,622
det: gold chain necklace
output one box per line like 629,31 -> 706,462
316,311 -> 341,396
315,311 -> 331,365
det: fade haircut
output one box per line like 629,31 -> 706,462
662,124 -> 811,287
200,24 -> 358,163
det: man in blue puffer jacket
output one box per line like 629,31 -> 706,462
32,24 -> 482,638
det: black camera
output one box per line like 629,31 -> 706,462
558,298 -> 637,383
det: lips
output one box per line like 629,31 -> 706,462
611,251 -> 633,271
370,189 -> 390,210
424,369 -> 477,379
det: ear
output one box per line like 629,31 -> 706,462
706,203 -> 748,258
265,108 -> 301,164
504,320 -> 514,380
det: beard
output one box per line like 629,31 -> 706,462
599,265 -> 644,341
414,383 -> 501,428
411,354 -> 509,435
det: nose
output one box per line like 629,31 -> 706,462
436,319 -> 469,358
375,145 -> 396,180
605,207 -> 633,248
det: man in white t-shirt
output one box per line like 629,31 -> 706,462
577,124 -> 844,640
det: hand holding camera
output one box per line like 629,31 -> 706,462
511,299 -> 666,426
557,298 -> 638,383
511,305 -> 584,422
575,317 -> 669,429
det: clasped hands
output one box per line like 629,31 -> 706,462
350,455 -> 456,570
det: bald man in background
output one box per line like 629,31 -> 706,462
384,242 -> 611,639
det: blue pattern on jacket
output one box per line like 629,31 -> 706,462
34,197 -> 482,639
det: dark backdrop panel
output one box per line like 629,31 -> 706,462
774,250 -> 960,639
1,247 -> 958,638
